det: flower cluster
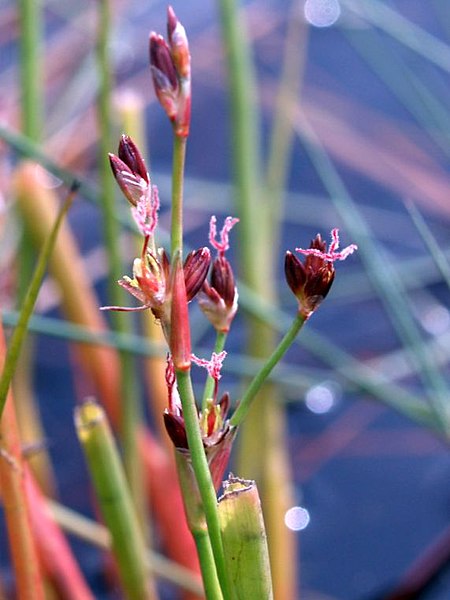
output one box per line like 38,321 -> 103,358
103,136 -> 210,333
163,353 -> 235,490
104,8 -> 357,495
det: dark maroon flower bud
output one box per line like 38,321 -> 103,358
286,229 -> 357,318
183,247 -> 211,301
109,136 -> 150,207
285,249 -> 334,318
210,256 -> 236,308
149,33 -> 178,91
118,135 -> 149,183
163,410 -> 188,449
198,256 -> 238,333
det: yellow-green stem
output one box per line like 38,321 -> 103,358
175,369 -> 233,599
193,530 -> 224,600
171,135 -> 187,257
230,313 -> 306,427
75,400 -> 155,600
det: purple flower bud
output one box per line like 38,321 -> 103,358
286,229 -> 356,318
183,247 -> 211,301
149,33 -> 178,91
198,256 -> 238,332
109,136 -> 149,207
149,11 -> 191,137
163,411 -> 188,449
285,249 -> 334,317
210,256 -> 236,308
118,135 -> 149,183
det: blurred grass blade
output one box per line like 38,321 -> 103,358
342,0 -> 450,74
46,499 -> 204,596
217,1 -> 298,597
218,476 -> 273,599
294,110 -> 450,434
0,322 -> 45,599
344,27 -> 450,159
406,201 -> 450,290
0,124 -> 98,203
0,182 -> 74,420
238,285 -> 441,433
75,399 -> 157,600
96,0 -> 146,522
24,471 -> 94,600
14,161 -> 123,425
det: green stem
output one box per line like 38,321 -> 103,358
193,531 -> 224,600
75,400 -> 155,600
19,0 -> 42,141
230,313 -> 306,427
202,331 -> 228,411
217,0 -> 262,284
171,135 -> 187,257
0,190 -> 74,421
96,0 -> 146,524
175,369 -> 232,599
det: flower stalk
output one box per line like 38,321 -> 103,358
230,312 -> 306,427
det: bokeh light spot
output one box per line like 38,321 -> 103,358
304,0 -> 341,28
305,381 -> 341,414
422,303 -> 450,336
285,506 -> 311,531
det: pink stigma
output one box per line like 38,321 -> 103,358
191,351 -> 227,381
296,228 -> 357,262
209,216 -> 239,256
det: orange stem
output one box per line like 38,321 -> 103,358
0,320 -> 45,599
